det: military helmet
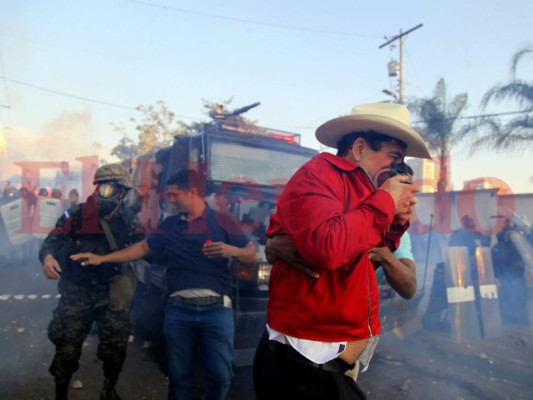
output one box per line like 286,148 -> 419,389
93,164 -> 133,189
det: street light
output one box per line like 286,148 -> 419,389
382,89 -> 397,100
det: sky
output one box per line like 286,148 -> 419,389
0,0 -> 532,193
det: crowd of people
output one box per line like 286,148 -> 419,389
34,102 -> 432,400
2,101 -> 525,400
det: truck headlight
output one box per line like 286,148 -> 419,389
257,262 -> 272,285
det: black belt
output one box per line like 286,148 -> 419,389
173,295 -> 222,306
267,339 -> 352,374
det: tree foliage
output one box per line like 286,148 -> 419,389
473,42 -> 533,152
111,98 -> 258,160
111,100 -> 197,160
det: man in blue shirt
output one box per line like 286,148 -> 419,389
72,169 -> 257,400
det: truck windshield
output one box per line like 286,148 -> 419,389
209,140 -> 313,185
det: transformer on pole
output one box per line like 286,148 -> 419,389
379,23 -> 423,104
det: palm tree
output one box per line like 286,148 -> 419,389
473,43 -> 533,151
408,78 -> 474,194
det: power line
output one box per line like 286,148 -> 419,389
2,73 -> 530,128
0,75 -> 138,111
0,74 -> 201,120
127,0 -> 380,39
289,108 -> 532,130
457,109 -> 532,120
412,109 -> 531,124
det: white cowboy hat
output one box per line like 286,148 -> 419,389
315,103 -> 432,159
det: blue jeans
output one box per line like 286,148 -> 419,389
163,297 -> 235,400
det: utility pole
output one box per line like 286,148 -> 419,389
379,23 -> 423,104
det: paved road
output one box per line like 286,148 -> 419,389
1,258 -> 532,399
0,258 -> 254,400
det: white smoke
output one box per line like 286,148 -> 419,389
3,107 -> 114,180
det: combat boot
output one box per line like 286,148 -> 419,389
55,379 -> 69,400
100,377 -> 121,400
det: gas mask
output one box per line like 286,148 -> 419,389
372,161 -> 412,188
119,187 -> 142,222
96,182 -> 124,217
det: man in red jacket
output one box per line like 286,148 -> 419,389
253,103 -> 431,400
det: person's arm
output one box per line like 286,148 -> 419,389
368,246 -> 416,299
265,236 -> 319,279
277,164 -> 417,272
204,211 -> 259,264
203,241 -> 258,264
373,232 -> 416,299
39,214 -> 74,280
42,254 -> 63,280
268,184 -> 414,274
70,239 -> 152,266
381,181 -> 418,252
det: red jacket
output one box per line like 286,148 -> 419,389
266,152 -> 406,342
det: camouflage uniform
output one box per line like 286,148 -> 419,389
39,164 -> 143,400
46,280 -> 132,381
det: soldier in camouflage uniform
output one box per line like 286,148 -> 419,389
39,164 -> 144,400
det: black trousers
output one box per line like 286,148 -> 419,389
253,331 -> 367,400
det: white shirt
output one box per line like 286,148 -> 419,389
267,324 -> 378,372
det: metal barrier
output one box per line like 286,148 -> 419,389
474,247 -> 503,338
444,247 -> 481,342
0,199 -> 33,246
